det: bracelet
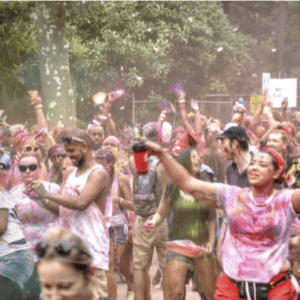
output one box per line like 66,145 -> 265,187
35,104 -> 43,109
179,100 -> 186,104
100,115 -> 108,120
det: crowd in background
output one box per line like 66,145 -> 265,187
1,88 -> 300,300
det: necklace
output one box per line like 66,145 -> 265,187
249,189 -> 276,206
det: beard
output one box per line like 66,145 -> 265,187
77,155 -> 85,168
91,141 -> 101,151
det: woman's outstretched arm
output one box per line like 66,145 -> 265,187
146,141 -> 219,208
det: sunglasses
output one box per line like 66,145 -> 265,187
62,136 -> 85,144
52,153 -> 67,159
35,240 -> 92,259
19,164 -> 38,173
24,146 -> 39,152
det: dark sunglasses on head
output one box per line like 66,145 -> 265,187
19,164 -> 38,173
62,136 -> 85,144
25,146 -> 39,152
35,240 -> 92,259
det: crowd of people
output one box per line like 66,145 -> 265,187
1,88 -> 300,300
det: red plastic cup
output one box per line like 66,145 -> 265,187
132,142 -> 149,173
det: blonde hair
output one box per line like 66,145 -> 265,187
18,152 -> 41,167
37,227 -> 93,277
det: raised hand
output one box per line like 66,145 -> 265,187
190,99 -> 199,111
27,90 -> 42,107
178,90 -> 186,102
281,97 -> 288,110
108,89 -> 124,103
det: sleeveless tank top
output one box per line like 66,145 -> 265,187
60,165 -> 109,270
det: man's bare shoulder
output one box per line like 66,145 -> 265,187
89,165 -> 109,182
64,166 -> 76,180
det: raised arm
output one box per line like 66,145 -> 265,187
28,91 -> 49,131
190,99 -> 203,137
259,123 -> 282,148
178,91 -> 195,134
158,109 -> 168,127
145,141 -> 218,208
281,97 -> 288,122
96,92 -> 120,136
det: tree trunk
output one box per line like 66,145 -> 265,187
36,1 -> 76,128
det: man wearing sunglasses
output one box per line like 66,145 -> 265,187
30,128 -> 110,299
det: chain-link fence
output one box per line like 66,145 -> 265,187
132,94 -> 240,127
132,94 -> 300,128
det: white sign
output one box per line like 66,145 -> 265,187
262,73 -> 270,92
268,78 -> 297,108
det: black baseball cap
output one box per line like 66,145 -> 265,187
215,124 -> 249,141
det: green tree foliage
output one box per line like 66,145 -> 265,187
65,1 -> 248,99
0,1 -> 37,94
1,1 -> 249,126
65,1 -> 249,126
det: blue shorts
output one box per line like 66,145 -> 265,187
109,225 -> 128,244
166,249 -> 213,265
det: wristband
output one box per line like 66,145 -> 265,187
100,115 -> 108,120
35,104 -> 43,109
179,100 -> 186,104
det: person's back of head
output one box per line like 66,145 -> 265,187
143,122 -> 162,143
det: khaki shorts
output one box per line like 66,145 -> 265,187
133,217 -> 168,270
93,268 -> 108,298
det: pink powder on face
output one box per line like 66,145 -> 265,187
103,136 -> 120,147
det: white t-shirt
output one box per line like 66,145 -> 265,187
0,189 -> 30,257
216,184 -> 297,283
9,182 -> 59,254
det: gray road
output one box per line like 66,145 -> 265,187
116,254 -> 201,300
117,280 -> 200,300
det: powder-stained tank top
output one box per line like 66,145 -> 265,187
60,165 -> 109,270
